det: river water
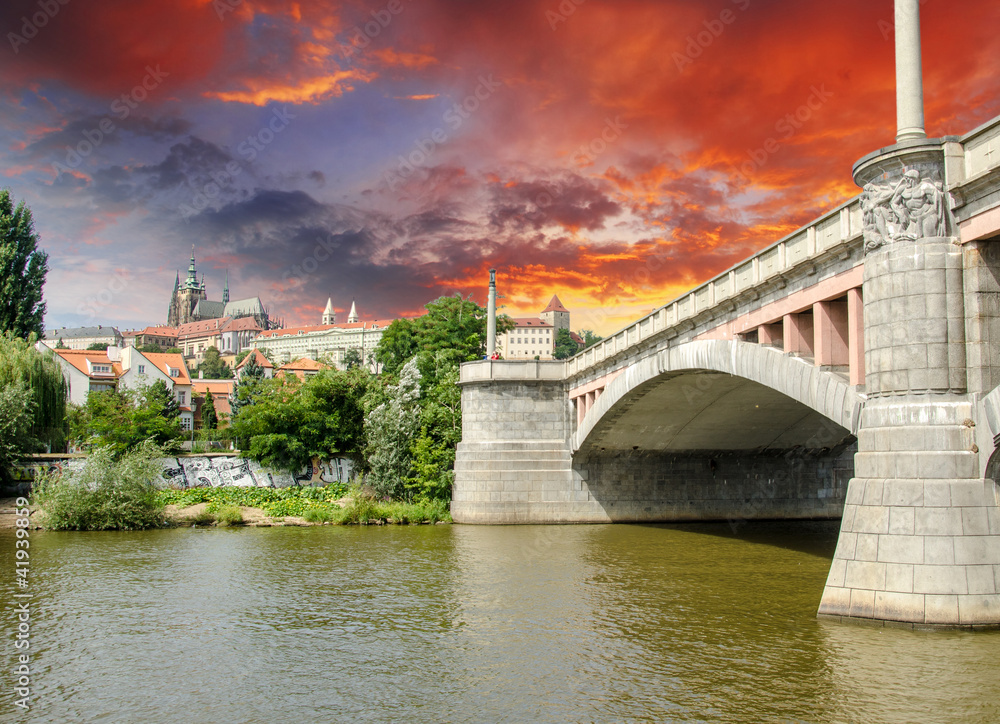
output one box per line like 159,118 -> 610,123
1,522 -> 997,723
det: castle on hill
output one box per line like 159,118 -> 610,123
166,247 -> 279,329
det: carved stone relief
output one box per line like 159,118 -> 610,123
861,167 -> 949,253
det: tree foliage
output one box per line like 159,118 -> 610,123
0,189 -> 48,339
201,390 -> 218,430
0,381 -> 37,488
195,346 -> 233,379
87,342 -> 110,351
579,329 -> 603,348
0,333 -> 67,451
230,367 -> 370,472
343,347 -> 363,370
364,359 -> 421,499
73,381 -> 182,456
553,328 -> 579,359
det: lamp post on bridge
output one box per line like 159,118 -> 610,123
486,268 -> 497,358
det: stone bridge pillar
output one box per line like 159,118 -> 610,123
818,140 -> 1000,627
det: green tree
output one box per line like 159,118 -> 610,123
0,333 -> 67,452
87,342 -> 110,351
230,354 -> 265,420
0,381 -> 37,488
343,347 -> 363,370
373,318 -> 418,376
77,381 -> 182,457
230,367 -> 370,472
235,349 -> 251,365
147,379 -> 179,421
137,343 -> 163,354
580,329 -> 603,348
364,359 -> 421,499
165,347 -> 183,355
0,189 -> 48,339
195,346 -> 233,379
553,328 -> 579,359
201,390 -> 218,430
55,338 -> 67,349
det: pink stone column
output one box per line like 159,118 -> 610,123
758,323 -> 783,347
847,287 -> 865,386
813,300 -> 849,366
783,312 -> 815,357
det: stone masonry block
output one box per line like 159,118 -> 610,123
913,564 -> 969,595
885,563 -> 914,593
845,560 -> 886,591
849,589 -> 876,619
954,536 -> 1000,565
826,558 -> 847,588
835,531 -> 858,560
924,536 -> 956,565
952,480 -> 990,507
819,586 -> 851,616
853,505 -> 890,534
863,479 -> 885,506
962,507 -> 991,536
966,565 -> 998,595
923,595 -> 960,624
959,594 -> 1000,625
877,534 -> 925,564
856,533 -> 879,561
923,482 -> 952,507
914,507 -> 965,536
888,506 -> 915,535
875,591 -> 925,622
883,480 -> 924,507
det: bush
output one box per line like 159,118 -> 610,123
214,504 -> 244,527
32,440 -> 165,530
301,506 -> 333,523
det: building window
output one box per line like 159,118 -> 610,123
138,365 -> 145,374
177,391 -> 186,405
180,417 -> 191,431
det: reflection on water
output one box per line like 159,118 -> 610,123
0,522 -> 997,723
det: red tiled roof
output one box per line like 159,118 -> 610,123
512,318 -> 552,328
256,320 -> 395,339
236,348 -> 274,369
141,353 -> 191,385
141,326 -> 177,337
176,318 -> 229,337
221,317 -> 262,333
278,358 -> 329,371
54,350 -> 123,378
192,381 -> 233,397
542,295 -> 569,314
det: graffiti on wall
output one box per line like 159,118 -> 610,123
8,455 -> 354,493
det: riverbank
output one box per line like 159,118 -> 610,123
0,496 -> 452,529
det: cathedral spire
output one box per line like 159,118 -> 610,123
222,269 -> 230,304
348,299 -> 359,324
322,297 -> 335,325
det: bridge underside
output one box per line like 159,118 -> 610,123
574,371 -> 855,522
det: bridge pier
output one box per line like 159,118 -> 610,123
817,143 -> 1000,627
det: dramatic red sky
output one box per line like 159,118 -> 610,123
2,0 -> 998,334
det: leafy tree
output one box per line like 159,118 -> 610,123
147,379 -> 179,421
87,341 -> 110,351
230,354 -> 265,420
76,381 -> 182,457
55,338 -> 67,349
201,390 -> 218,430
0,333 -> 67,451
165,347 -> 183,355
230,367 -> 370,472
343,347 -> 363,370
580,329 -> 603,348
235,349 -> 251,365
195,346 -> 233,379
364,359 -> 421,499
0,189 -> 48,339
0,381 -> 37,488
137,343 -> 163,354
373,318 -> 418,376
405,353 -> 461,501
553,328 -> 579,359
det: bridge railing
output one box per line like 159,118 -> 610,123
565,196 -> 864,378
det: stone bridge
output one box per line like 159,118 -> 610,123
453,111 -> 1000,628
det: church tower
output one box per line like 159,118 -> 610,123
167,246 -> 208,327
540,294 -> 570,333
322,297 -> 336,325
348,300 -> 359,324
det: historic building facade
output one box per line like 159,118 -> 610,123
167,247 -> 278,330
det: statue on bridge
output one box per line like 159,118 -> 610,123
861,168 -> 947,252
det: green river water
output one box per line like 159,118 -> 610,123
1,521 -> 997,722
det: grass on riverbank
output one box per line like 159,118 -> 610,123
159,484 -> 451,526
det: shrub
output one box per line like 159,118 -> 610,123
32,440 -> 165,530
188,509 -> 215,526
214,504 -> 244,527
301,506 -> 333,523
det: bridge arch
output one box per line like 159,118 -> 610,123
573,340 -> 865,454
